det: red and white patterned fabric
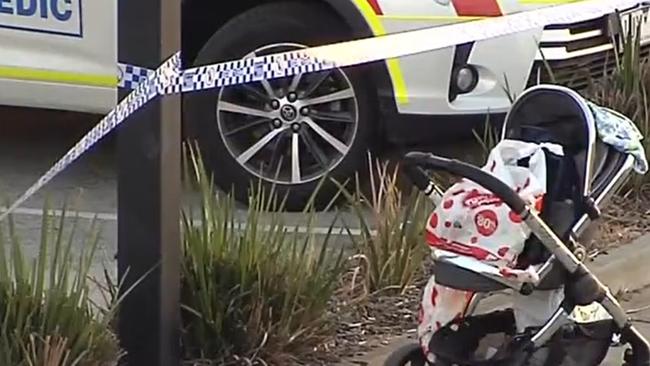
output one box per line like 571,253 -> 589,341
417,278 -> 475,364
417,139 -> 564,363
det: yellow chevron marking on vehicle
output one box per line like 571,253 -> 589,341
0,65 -> 117,88
352,0 -> 409,105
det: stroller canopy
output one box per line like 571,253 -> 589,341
501,84 -> 646,204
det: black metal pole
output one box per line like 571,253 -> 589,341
117,0 -> 181,364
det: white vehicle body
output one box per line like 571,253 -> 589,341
0,0 -> 117,114
351,0 -> 650,116
0,0 -> 647,115
1,0 -> 649,208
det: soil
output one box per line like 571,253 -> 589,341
589,193 -> 650,255
297,194 -> 650,366
302,264 -> 431,366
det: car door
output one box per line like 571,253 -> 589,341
0,0 -> 117,114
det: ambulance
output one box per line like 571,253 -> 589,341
1,0 -> 649,209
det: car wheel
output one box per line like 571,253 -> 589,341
184,1 -> 377,211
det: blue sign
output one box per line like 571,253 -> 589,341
0,0 -> 83,37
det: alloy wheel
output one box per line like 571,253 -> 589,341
216,43 -> 360,185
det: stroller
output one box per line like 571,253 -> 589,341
386,85 -> 650,366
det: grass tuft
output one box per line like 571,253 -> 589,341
179,143 -> 346,365
0,199 -> 121,366
334,153 -> 431,296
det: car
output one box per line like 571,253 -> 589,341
1,0 -> 649,210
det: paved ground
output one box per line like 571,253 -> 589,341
0,106 -> 473,286
0,106 -> 370,282
0,106 -> 360,218
0,107 -> 118,290
0,105 -> 481,251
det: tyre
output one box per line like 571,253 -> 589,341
184,1 -> 377,211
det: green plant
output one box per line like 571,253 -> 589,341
471,113 -> 500,165
582,18 -> 650,193
0,201 -> 122,366
179,144 -> 346,365
336,154 -> 431,295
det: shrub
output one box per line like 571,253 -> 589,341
0,202 -> 121,366
337,154 -> 431,296
581,21 -> 650,193
179,145 -> 346,365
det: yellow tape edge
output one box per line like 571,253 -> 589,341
352,0 -> 409,105
0,65 -> 117,88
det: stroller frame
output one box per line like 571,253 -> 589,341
399,85 -> 650,365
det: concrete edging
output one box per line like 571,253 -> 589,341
588,234 -> 650,295
338,233 -> 650,366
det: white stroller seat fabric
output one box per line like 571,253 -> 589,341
418,139 -> 566,364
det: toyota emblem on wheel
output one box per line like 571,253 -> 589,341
280,105 -> 297,121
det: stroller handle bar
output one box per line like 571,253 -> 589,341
402,151 -> 528,214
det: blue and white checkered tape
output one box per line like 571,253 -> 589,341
118,62 -> 155,90
0,0 -> 644,221
118,53 -> 335,92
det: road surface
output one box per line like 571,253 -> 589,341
1,106 -> 479,288
0,106 -> 370,286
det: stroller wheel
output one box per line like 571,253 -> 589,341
383,342 -> 430,366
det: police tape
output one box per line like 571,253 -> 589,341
118,63 -> 155,90
0,54 -> 181,222
0,0 -> 643,222
124,0 -> 643,94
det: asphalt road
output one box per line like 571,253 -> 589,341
0,107 -> 118,288
0,106 -> 358,216
0,106 -> 371,283
0,106 -> 480,285
0,104 -> 483,244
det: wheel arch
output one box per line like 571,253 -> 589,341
181,0 -> 397,129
